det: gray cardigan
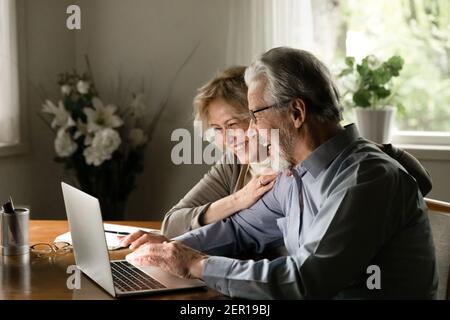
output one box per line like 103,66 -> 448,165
161,154 -> 250,238
161,144 -> 432,238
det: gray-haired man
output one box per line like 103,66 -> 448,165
122,47 -> 437,299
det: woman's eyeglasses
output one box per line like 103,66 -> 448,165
30,242 -> 72,256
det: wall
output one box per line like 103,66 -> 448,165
0,0 -> 230,220
416,159 -> 450,202
74,0 -> 230,220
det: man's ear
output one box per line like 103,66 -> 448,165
288,98 -> 306,129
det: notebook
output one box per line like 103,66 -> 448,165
55,223 -> 160,250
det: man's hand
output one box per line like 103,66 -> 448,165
125,241 -> 208,279
118,230 -> 169,250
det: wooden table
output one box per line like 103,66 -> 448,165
0,220 -> 225,300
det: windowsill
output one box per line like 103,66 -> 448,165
395,144 -> 450,161
391,131 -> 450,161
0,141 -> 29,157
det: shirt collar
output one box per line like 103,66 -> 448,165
297,123 -> 361,178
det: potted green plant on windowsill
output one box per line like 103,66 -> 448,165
338,54 -> 405,143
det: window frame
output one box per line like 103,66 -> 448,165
392,131 -> 450,147
391,131 -> 450,161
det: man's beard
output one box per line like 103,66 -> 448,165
268,125 -> 297,172
271,152 -> 292,172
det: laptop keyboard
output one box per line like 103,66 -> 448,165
111,260 -> 166,292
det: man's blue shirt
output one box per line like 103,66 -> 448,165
175,124 -> 438,299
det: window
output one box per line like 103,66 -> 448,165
337,0 -> 450,144
0,0 -> 21,148
226,0 -> 449,148
226,0 -> 339,65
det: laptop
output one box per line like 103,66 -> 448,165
61,182 -> 206,298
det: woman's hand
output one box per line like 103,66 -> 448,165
233,172 -> 278,211
200,172 -> 278,225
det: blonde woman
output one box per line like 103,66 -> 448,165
161,66 -> 277,238
160,66 -> 432,239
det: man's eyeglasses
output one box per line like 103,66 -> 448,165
249,100 -> 291,123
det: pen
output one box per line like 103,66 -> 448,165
2,196 -> 15,214
2,196 -> 21,246
104,230 -> 130,235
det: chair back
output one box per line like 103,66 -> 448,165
426,198 -> 450,300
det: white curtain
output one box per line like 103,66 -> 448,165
226,0 -> 339,66
0,0 -> 20,145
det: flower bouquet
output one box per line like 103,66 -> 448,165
40,58 -> 153,220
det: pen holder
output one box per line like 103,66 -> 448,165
0,207 -> 29,256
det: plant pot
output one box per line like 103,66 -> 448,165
354,107 -> 396,144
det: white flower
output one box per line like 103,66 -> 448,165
54,129 -> 77,157
61,85 -> 72,96
76,80 -> 90,94
74,119 -> 94,145
128,128 -> 148,147
129,94 -> 147,118
83,97 -> 123,133
83,128 -> 121,166
42,100 -> 75,129
83,147 -> 105,167
83,147 -> 106,167
92,128 -> 121,155
74,119 -> 87,139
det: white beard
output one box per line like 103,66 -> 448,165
270,154 -> 291,172
268,141 -> 292,172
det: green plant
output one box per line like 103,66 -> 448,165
338,55 -> 405,111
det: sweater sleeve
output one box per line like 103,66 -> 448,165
161,158 -> 241,238
380,143 -> 433,196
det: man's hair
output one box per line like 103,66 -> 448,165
244,47 -> 342,123
193,65 -> 249,130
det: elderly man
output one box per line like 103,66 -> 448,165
122,47 -> 438,299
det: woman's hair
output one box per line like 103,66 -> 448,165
193,66 -> 250,130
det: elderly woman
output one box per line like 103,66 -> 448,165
161,66 -> 277,238
158,66 -> 432,239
